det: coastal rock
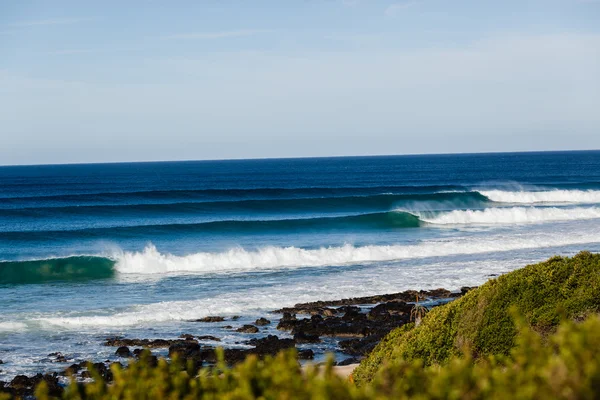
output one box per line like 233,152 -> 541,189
246,335 -> 295,354
297,349 -> 315,360
197,335 -> 221,342
105,337 -> 195,348
293,331 -> 321,343
179,334 -> 195,340
7,373 -> 62,398
194,316 -> 225,323
48,352 -> 68,363
115,346 -> 132,358
272,288 -> 464,315
237,324 -> 259,333
255,317 -> 271,326
337,357 -> 360,366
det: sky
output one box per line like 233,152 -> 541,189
0,0 -> 599,165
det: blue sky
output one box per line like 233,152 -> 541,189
1,0 -> 599,165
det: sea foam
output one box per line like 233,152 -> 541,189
480,189 -> 600,204
113,229 -> 600,276
420,206 -> 600,225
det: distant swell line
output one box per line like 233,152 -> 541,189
0,191 -> 488,214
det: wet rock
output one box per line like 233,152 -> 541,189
461,286 -> 476,294
246,335 -> 295,354
0,360 -> 3,364
232,316 -> 241,320
115,346 -> 132,358
367,301 -> 413,321
48,352 -> 68,363
194,316 -> 225,323
297,349 -> 314,360
337,357 -> 359,366
169,341 -> 201,359
179,334 -> 195,340
197,335 -> 221,342
222,325 -> 233,329
237,324 -> 259,333
63,363 -> 82,376
8,373 -> 62,398
276,312 -> 297,330
255,317 -> 271,326
272,288 -> 465,314
339,334 -> 385,356
105,337 -> 194,348
293,331 -> 321,344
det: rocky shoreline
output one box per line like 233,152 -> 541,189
0,287 -> 474,398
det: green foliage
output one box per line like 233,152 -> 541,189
353,251 -> 600,384
28,314 -> 600,399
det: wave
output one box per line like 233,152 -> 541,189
0,191 -> 486,213
0,211 -> 422,239
421,206 -> 600,225
480,189 -> 600,204
5,227 -> 600,284
0,256 -> 116,284
113,230 -> 600,275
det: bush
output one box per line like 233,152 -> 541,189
27,314 -> 600,399
353,251 -> 600,384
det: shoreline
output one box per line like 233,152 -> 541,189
0,287 -> 472,397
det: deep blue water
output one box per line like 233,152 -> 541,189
1,151 -> 600,378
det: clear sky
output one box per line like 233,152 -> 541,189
1,0 -> 599,165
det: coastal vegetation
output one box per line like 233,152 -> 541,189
4,251 -> 600,399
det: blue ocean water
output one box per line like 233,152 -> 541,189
1,151 -> 600,378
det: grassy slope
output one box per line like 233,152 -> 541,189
354,251 -> 600,385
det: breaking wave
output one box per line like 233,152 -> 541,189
421,206 -> 600,225
481,189 -> 600,204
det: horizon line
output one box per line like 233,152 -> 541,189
1,148 -> 599,168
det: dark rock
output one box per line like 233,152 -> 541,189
63,363 -> 82,376
0,360 -> 3,364
194,316 -> 225,323
115,346 -> 132,358
179,334 -> 195,340
236,324 -> 259,333
339,334 -> 385,356
297,349 -> 314,360
231,316 -> 241,320
246,335 -> 295,354
255,317 -> 271,326
8,373 -> 62,398
293,331 -> 321,343
461,286 -> 476,294
272,288 -> 464,314
222,325 -> 233,329
337,357 -> 359,366
368,301 -> 413,321
168,342 -> 201,359
48,352 -> 68,363
105,337 -> 194,348
197,335 -> 221,342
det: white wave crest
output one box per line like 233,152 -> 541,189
113,226 -> 600,276
421,206 -> 600,225
481,189 -> 600,204
0,321 -> 27,332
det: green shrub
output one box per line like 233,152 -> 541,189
29,314 -> 600,399
353,251 -> 600,384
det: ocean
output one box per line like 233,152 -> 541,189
1,151 -> 600,379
